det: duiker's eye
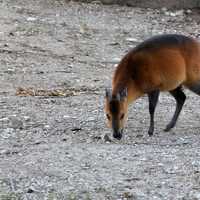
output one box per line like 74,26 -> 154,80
120,113 -> 125,120
106,114 -> 111,120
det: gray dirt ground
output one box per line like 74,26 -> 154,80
0,0 -> 200,199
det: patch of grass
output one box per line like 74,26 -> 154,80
0,193 -> 21,200
16,87 -> 77,97
47,192 -> 57,200
47,192 -> 79,200
68,192 -> 77,200
15,24 -> 46,36
84,193 -> 91,200
15,86 -> 100,97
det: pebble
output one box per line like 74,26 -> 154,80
80,23 -> 89,34
189,191 -> 200,199
0,149 -> 10,155
2,128 -> 14,138
125,37 -> 139,42
174,10 -> 184,16
27,188 -> 35,193
186,9 -> 192,14
164,10 -> 184,17
111,57 -> 121,63
6,68 -> 15,74
169,12 -> 176,17
104,134 -> 112,142
44,125 -> 50,129
9,116 -> 23,129
161,7 -> 167,12
63,115 -> 70,119
0,117 -> 9,122
23,116 -> 30,121
26,17 -> 37,22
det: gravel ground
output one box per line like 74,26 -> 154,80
0,1 -> 200,199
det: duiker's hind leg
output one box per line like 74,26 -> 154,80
188,81 -> 200,95
164,86 -> 186,132
148,90 -> 160,136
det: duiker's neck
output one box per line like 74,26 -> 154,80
112,53 -> 143,104
127,81 -> 143,104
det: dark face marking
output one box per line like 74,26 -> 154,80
105,88 -> 128,140
109,99 -> 120,114
109,100 -> 121,138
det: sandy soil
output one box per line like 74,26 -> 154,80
0,1 -> 200,199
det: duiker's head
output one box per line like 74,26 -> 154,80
105,88 -> 128,140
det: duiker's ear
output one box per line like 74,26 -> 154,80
105,88 -> 112,100
119,88 -> 128,100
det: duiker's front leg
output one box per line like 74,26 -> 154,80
148,90 -> 160,136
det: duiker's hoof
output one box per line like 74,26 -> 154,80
164,125 -> 172,132
148,131 -> 153,136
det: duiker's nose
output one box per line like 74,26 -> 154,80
113,130 -> 123,140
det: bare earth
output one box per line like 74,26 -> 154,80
0,1 -> 200,199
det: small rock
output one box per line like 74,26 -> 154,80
169,12 -> 176,17
165,10 -> 184,17
111,57 -> 121,63
109,42 -> 120,46
9,116 -> 23,129
0,149 -> 10,155
125,177 -> 140,182
123,191 -> 134,199
0,117 -> 9,122
104,134 -> 112,142
136,134 -> 143,138
125,38 -> 139,42
26,17 -> 37,22
63,115 -> 70,119
161,7 -> 167,12
81,162 -> 91,169
27,188 -> 35,193
71,127 -> 82,132
80,23 -> 89,34
174,10 -> 184,16
6,68 -> 15,74
44,125 -> 50,129
164,11 -> 170,16
23,116 -> 30,121
33,141 -> 43,145
9,32 -> 14,36
60,22 -> 67,27
2,128 -> 15,138
190,192 -> 200,199
165,11 -> 176,17
186,9 -> 192,14
92,135 -> 101,141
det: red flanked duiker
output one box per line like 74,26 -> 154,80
105,34 -> 200,139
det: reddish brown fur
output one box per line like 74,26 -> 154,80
105,34 -> 200,136
112,35 -> 200,103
